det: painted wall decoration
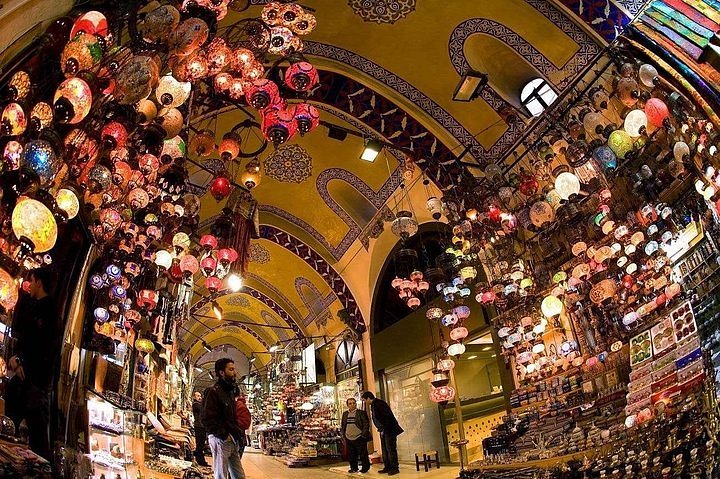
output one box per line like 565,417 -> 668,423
226,295 -> 251,308
556,0 -> 634,41
347,0 -> 417,24
295,277 -> 334,328
260,225 -> 364,327
248,242 -> 271,264
264,144 -> 313,183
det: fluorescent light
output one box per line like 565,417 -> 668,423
249,355 -> 256,363
227,273 -> 243,292
468,333 -> 494,345
453,70 -> 488,102
467,355 -> 477,360
269,342 -> 282,353
202,342 -> 212,353
195,366 -> 203,373
360,138 -> 383,162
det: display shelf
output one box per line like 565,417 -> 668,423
87,391 -> 144,479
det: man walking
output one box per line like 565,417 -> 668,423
202,359 -> 245,479
362,391 -> 404,476
192,391 -> 210,466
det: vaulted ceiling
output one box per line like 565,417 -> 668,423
177,0 -> 609,363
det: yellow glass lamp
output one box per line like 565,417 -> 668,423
12,196 -> 58,253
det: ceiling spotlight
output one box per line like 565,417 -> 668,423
202,341 -> 212,353
452,70 -> 489,102
360,138 -> 383,162
269,342 -> 282,353
227,273 -> 243,292
327,125 -> 348,141
211,300 -> 223,320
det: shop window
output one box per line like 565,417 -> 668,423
520,78 -> 558,117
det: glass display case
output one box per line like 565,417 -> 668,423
87,391 -> 144,479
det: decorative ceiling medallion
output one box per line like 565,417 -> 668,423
248,242 -> 271,264
226,295 -> 250,308
347,0 -> 416,24
263,144 -> 313,183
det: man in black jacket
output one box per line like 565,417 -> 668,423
192,391 -> 209,466
202,359 -> 245,479
362,391 -> 404,475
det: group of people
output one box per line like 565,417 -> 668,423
193,358 -> 405,479
340,392 -> 404,476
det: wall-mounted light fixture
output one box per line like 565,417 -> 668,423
360,138 -> 383,162
452,70 -> 489,102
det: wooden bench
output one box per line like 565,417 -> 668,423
414,450 -> 440,472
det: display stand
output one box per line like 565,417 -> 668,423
86,390 -> 145,479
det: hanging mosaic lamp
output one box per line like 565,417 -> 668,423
1,103 -> 27,136
285,61 -> 319,92
607,130 -> 634,159
53,77 -> 93,124
12,196 -> 58,253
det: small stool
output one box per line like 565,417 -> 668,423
415,450 -> 440,472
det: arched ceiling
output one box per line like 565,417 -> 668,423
167,0 -> 605,360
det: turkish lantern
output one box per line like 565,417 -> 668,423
285,61 -> 318,92
206,176 -> 230,201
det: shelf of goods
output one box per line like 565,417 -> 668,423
677,230 -> 720,386
87,391 -> 145,479
466,299 -> 720,479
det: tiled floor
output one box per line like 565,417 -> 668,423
238,451 -> 460,478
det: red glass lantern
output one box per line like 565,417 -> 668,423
644,98 -> 670,128
138,153 -> 160,176
101,121 -> 128,149
201,256 -> 217,275
128,188 -> 150,210
209,176 -> 232,201
262,106 -> 296,145
137,289 -> 159,310
294,103 -> 319,136
71,11 -> 109,38
219,133 -> 241,160
429,385 -> 456,404
519,173 -> 539,196
179,254 -> 199,276
205,276 -> 222,292
218,248 -> 238,265
245,79 -> 279,110
285,61 -> 318,92
200,234 -> 218,250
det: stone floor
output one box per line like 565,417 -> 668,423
238,451 -> 460,479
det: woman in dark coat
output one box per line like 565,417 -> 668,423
340,397 -> 371,473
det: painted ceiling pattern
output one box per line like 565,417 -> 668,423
263,144 -> 314,183
347,0 -> 417,24
248,242 -> 271,264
